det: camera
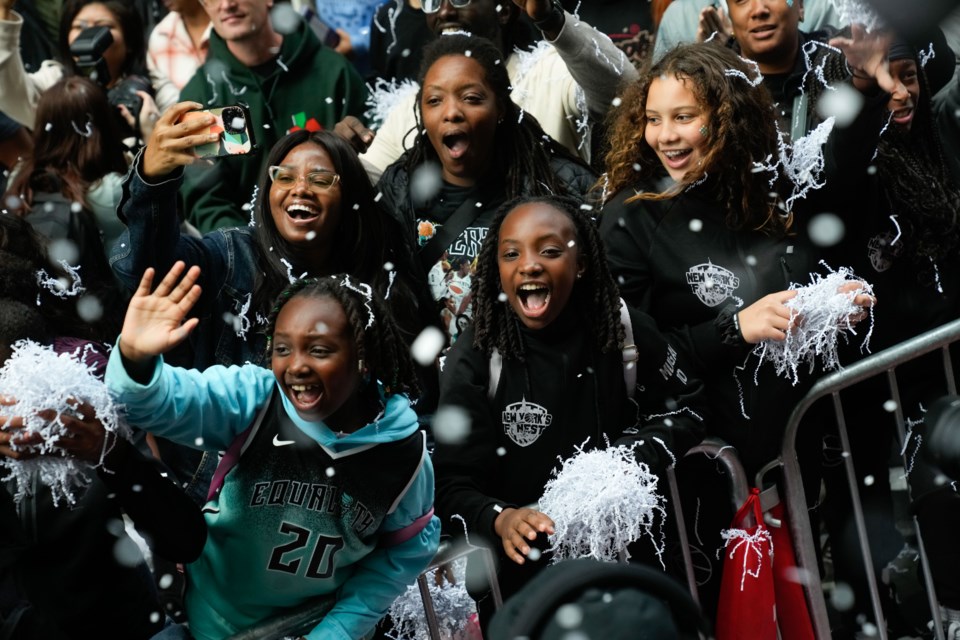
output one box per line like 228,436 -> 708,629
69,25 -> 155,138
108,75 -> 153,130
70,25 -> 114,86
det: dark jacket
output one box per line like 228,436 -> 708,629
599,181 -> 819,475
432,306 -> 708,600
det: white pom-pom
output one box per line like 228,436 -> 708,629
386,557 -> 478,640
753,266 -> 874,385
0,340 -> 131,506
364,78 -> 420,130
539,442 -> 665,564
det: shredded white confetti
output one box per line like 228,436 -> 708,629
36,261 -> 85,299
386,558 -> 477,640
0,340 -> 131,506
364,77 -> 419,130
539,441 -> 665,564
752,265 -> 874,385
719,524 -> 773,591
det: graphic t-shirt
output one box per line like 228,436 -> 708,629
415,181 -> 500,344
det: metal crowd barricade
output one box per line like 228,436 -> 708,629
665,437 -> 751,604
773,317 -> 960,640
416,540 -> 503,640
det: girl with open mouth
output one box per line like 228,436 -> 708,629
432,194 -> 711,635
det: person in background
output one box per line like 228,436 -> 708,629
146,0 -> 211,107
343,0 -> 638,182
178,0 -> 368,232
368,0 -> 433,84
0,0 -> 166,136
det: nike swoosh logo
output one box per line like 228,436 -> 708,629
273,434 -> 296,447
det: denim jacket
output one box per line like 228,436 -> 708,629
110,153 -> 268,369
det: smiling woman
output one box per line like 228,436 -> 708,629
376,34 -> 597,347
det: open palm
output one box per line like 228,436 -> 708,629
119,261 -> 202,362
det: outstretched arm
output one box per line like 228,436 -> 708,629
516,0 -> 639,117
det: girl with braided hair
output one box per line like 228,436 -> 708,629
105,261 -> 439,640
376,33 -> 597,347
432,195 -> 709,631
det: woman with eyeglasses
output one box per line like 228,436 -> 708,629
111,100 -> 436,374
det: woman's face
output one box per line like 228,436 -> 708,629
68,3 -> 127,86
268,142 -> 344,254
888,58 -> 920,131
643,74 -> 710,182
420,54 -> 502,188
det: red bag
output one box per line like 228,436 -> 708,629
715,487 -> 777,640
770,502 -> 816,640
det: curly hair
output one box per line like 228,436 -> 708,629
403,34 -> 586,199
264,275 -> 420,399
875,57 -> 960,281
599,42 -> 791,236
470,195 -> 624,361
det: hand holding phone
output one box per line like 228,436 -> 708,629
179,105 -> 256,158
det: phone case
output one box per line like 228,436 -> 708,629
183,105 -> 256,158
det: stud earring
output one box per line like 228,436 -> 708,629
357,358 -> 365,374
699,125 -> 709,137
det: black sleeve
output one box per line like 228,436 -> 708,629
98,437 -> 207,563
612,308 -> 709,476
431,330 -> 513,544
599,192 -> 752,371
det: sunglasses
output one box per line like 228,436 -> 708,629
268,166 -> 340,193
422,0 -> 473,14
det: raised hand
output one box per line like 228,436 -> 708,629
142,101 -> 221,178
333,115 -> 375,154
494,506 -> 555,565
119,261 -> 202,363
697,5 -> 732,43
737,290 -> 798,344
829,24 -> 895,94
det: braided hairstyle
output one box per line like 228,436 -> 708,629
264,275 -> 420,399
875,56 -> 960,282
404,34 -> 585,199
471,195 -> 624,362
600,41 -> 791,236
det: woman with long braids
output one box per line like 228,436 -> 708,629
376,33 -> 596,347
849,33 -> 960,632
432,195 -> 709,632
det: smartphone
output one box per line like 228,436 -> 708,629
301,7 -> 341,49
181,104 -> 256,158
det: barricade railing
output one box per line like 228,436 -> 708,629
666,437 -> 750,604
229,437 -> 747,639
772,317 -> 960,640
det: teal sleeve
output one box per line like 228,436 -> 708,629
305,456 -> 441,640
104,340 -> 276,450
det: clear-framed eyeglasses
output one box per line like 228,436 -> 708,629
268,166 -> 341,193
422,0 -> 473,15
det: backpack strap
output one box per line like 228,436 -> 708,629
205,390 -> 273,503
487,304 -> 637,401
619,298 -> 638,398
